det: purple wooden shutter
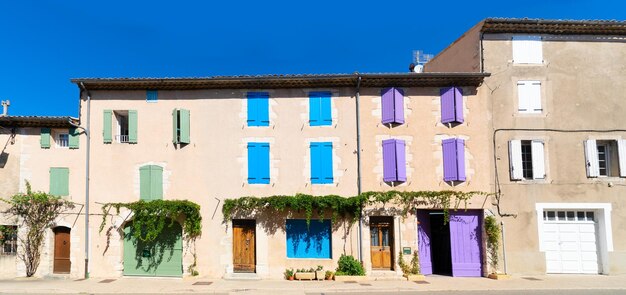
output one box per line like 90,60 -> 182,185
454,87 -> 464,123
382,139 -> 397,182
381,88 -> 394,124
456,138 -> 466,181
394,88 -> 405,124
395,139 -> 406,181
449,210 -> 482,277
417,210 -> 433,275
442,138 -> 458,181
441,87 -> 455,124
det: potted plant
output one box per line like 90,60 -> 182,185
295,268 -> 316,280
325,270 -> 334,280
284,268 -> 295,280
398,250 -> 425,281
333,255 -> 366,281
315,265 -> 325,281
485,216 -> 510,280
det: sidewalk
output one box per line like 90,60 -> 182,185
1,274 -> 625,294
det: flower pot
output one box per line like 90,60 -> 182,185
404,274 -> 426,281
288,276 -> 294,281
488,273 -> 510,280
295,272 -> 315,280
315,270 -> 325,281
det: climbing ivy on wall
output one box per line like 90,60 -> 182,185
222,190 -> 487,224
99,199 -> 202,242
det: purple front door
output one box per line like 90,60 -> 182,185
449,210 -> 482,277
417,210 -> 433,275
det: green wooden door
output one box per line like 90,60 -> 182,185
123,221 -> 183,277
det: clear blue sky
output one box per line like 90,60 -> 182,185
1,0 -> 623,117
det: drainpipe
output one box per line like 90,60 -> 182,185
501,221 -> 507,274
354,74 -> 363,262
77,82 -> 91,279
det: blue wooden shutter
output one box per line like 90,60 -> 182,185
40,128 -> 51,148
146,90 -> 158,102
247,143 -> 258,183
382,139 -> 397,182
442,138 -> 458,181
259,143 -> 270,183
247,92 -> 269,127
320,93 -> 332,125
248,142 -> 269,184
286,219 -> 332,258
381,88 -> 395,124
309,94 -> 321,126
310,143 -> 321,183
321,142 -> 333,183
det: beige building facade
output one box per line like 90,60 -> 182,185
426,18 -> 626,275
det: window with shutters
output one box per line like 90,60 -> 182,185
49,167 -> 69,197
509,140 -> 545,181
247,142 -> 270,184
512,35 -> 542,64
247,92 -> 270,127
310,142 -> 333,184
56,133 -> 69,148
440,87 -> 464,125
442,138 -> 466,183
517,81 -> 542,114
381,87 -> 404,125
172,109 -> 190,144
139,165 -> 163,200
309,91 -> 332,126
0,225 -> 17,255
586,140 -> 623,178
107,110 -> 138,144
146,90 -> 158,103
286,219 -> 332,259
382,139 -> 406,183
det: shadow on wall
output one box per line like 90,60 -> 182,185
0,151 -> 8,168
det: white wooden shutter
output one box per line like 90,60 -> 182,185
531,141 -> 546,179
509,140 -> 523,180
517,82 -> 530,113
584,140 -> 600,178
529,82 -> 542,113
618,139 -> 626,177
512,35 -> 542,64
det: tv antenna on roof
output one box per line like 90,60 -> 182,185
410,50 -> 434,73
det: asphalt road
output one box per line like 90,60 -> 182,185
308,291 -> 625,295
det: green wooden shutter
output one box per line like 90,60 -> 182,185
50,168 -> 69,196
179,109 -> 190,144
40,128 -> 51,148
128,110 -> 138,143
69,127 -> 80,149
172,109 -> 179,144
140,166 -> 151,200
103,110 -> 112,143
150,165 -> 163,200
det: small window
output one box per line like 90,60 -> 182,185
510,140 -> 545,180
512,35 -> 542,64
0,225 -> 17,255
309,92 -> 332,126
310,142 -> 333,184
247,92 -> 270,127
382,139 -> 406,183
172,109 -> 190,144
546,211 -> 556,221
517,81 -> 542,114
139,165 -> 163,200
442,138 -> 466,182
146,90 -> 158,102
115,111 -> 129,143
557,211 -> 566,221
56,133 -> 69,148
521,141 -> 533,179
585,139 -> 625,178
440,87 -> 463,125
50,167 -> 69,196
586,211 -> 595,221
286,219 -> 331,259
576,211 -> 586,221
381,87 -> 405,125
247,142 -> 270,184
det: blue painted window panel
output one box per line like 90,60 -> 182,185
247,142 -> 270,184
247,92 -> 270,127
146,90 -> 158,102
286,219 -> 332,259
309,92 -> 332,126
310,142 -> 333,184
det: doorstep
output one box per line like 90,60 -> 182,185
223,273 -> 261,281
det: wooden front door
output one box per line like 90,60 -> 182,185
233,220 -> 256,273
370,217 -> 393,270
53,227 -> 71,274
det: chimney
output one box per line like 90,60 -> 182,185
1,100 -> 9,116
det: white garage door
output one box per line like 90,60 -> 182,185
542,210 -> 599,274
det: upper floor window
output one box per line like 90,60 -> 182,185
310,142 -> 333,184
382,139 -> 406,183
103,110 -> 137,144
139,165 -> 163,200
512,35 -> 542,64
49,167 -> 69,196
585,139 -> 626,178
442,138 -> 466,183
309,91 -> 332,126
247,142 -> 270,184
247,92 -> 269,127
172,109 -> 190,144
56,133 -> 69,148
441,86 -> 464,125
41,128 -> 79,149
381,87 -> 404,125
146,90 -> 158,103
517,81 -> 542,114
509,140 -> 545,180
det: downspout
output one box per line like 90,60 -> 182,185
354,74 -> 363,262
78,82 -> 91,279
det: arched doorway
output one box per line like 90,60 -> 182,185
122,221 -> 183,277
53,226 -> 71,274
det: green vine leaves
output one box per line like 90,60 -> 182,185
222,190 -> 488,224
99,200 -> 202,243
